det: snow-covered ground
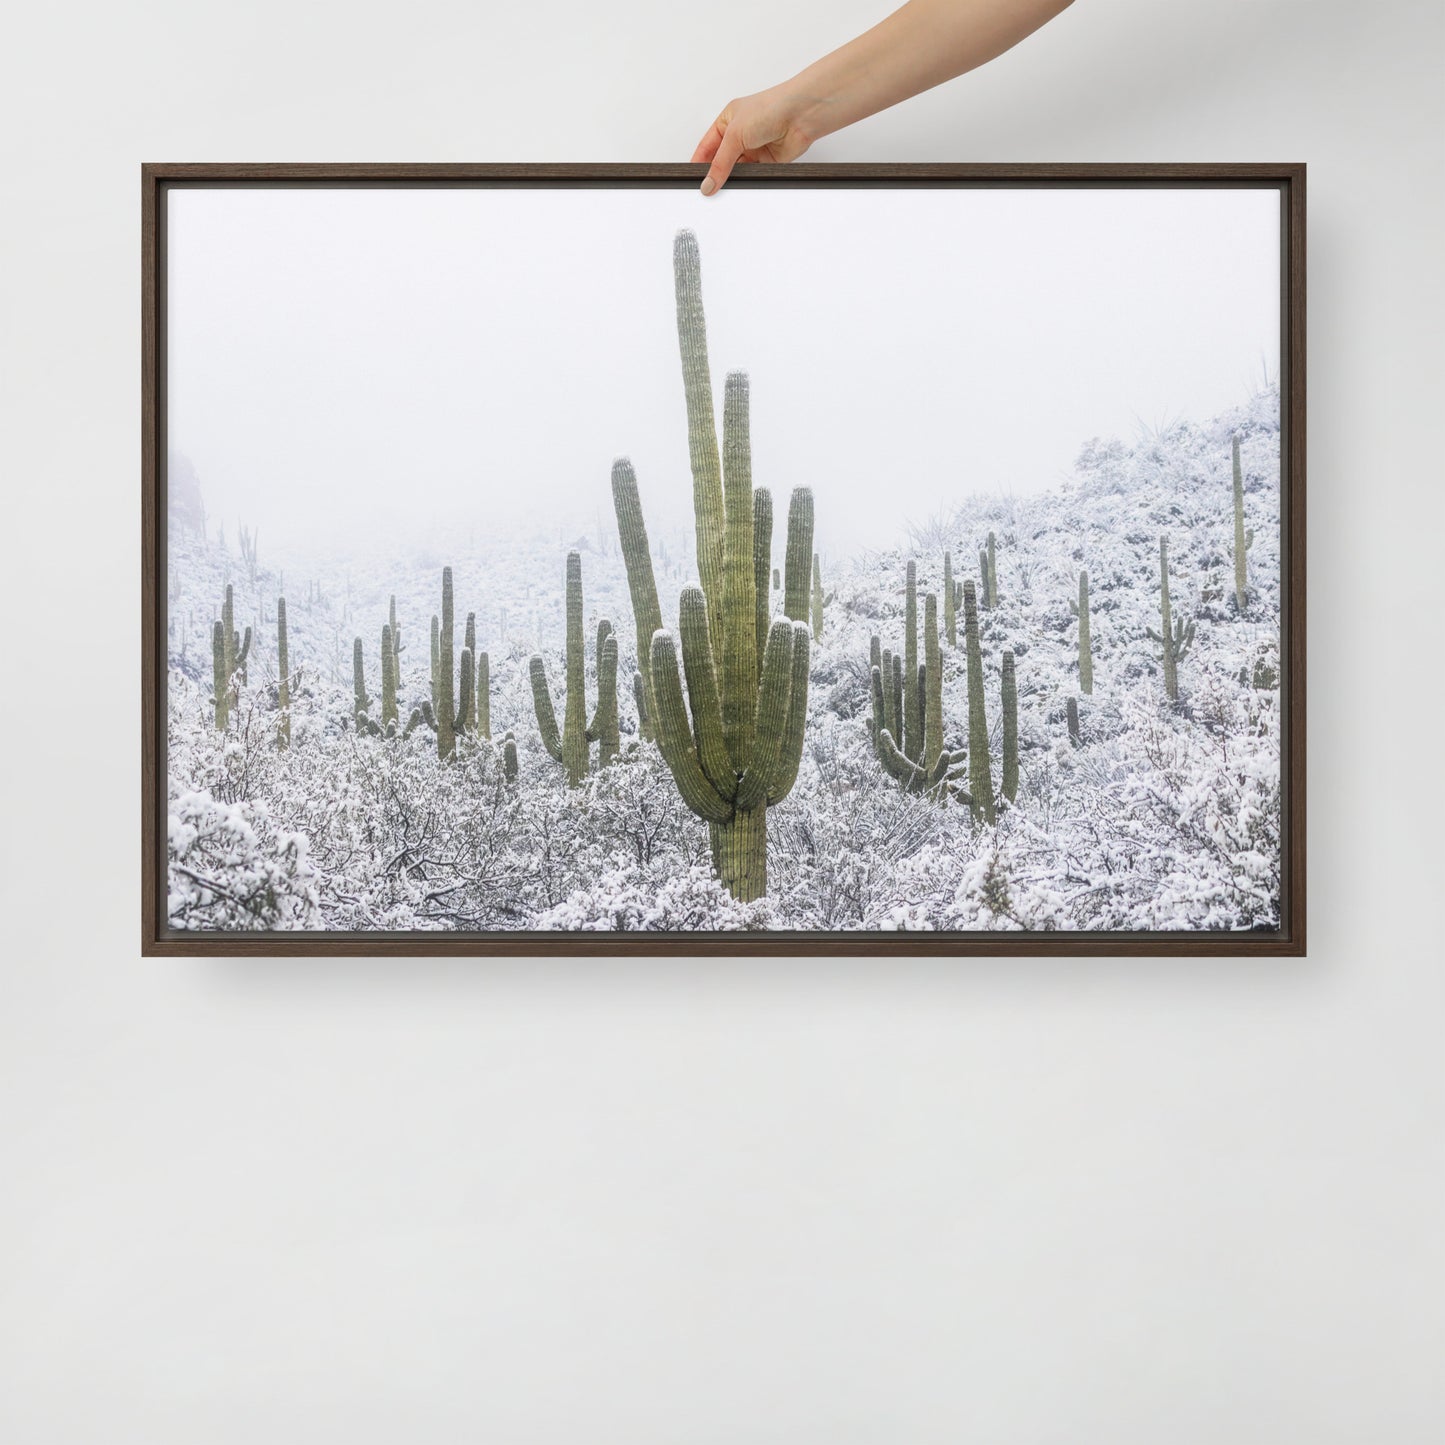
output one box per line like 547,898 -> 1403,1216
166,384 -> 1282,933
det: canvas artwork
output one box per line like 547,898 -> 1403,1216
146,167 -> 1303,952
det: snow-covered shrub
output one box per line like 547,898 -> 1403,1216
168,792 -> 320,930
535,864 -> 769,931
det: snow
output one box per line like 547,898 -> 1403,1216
165,384 -> 1283,933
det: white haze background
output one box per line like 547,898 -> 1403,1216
166,186 -> 1280,560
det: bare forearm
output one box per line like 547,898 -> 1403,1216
692,0 -> 1075,193
786,0 -> 1075,144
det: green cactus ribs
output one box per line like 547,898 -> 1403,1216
529,551 -> 619,786
1069,569 -> 1094,695
210,583 -> 251,730
1147,535 -> 1195,701
1232,434 -> 1254,613
610,228 -> 813,902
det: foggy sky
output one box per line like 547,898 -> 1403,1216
166,184 -> 1280,559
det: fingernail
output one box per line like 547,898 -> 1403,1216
700,177 -> 717,196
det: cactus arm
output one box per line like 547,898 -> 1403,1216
632,670 -> 649,735
764,622 -> 811,805
922,593 -> 943,771
735,618 -> 794,811
718,373 -> 758,770
561,551 -> 588,785
782,487 -> 815,624
586,619 -> 613,739
211,620 -> 228,729
457,647 -> 475,738
528,655 -> 564,762
903,562 -> 921,762
962,579 -> 995,823
752,487 -> 773,667
1001,651 -> 1019,803
674,230 -> 726,630
676,586 -> 733,797
649,631 -> 732,824
612,458 -> 664,725
810,553 -> 825,641
594,633 -> 619,766
436,567 -> 456,758
236,626 -> 251,670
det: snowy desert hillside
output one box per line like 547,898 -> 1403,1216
166,383 -> 1282,933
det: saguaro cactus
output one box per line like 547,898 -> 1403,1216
211,621 -> 229,730
277,597 -> 291,748
1232,434 -> 1254,612
1066,696 -> 1081,749
1001,650 -> 1018,803
380,622 -> 398,730
611,231 -> 813,901
870,594 -> 965,797
902,561 -> 922,762
353,638 -> 372,731
962,579 -> 995,823
530,552 -> 618,785
810,554 -> 826,641
436,569 -> 456,758
1070,569 -> 1094,695
943,551 -> 957,646
502,731 -> 520,784
1147,535 -> 1195,701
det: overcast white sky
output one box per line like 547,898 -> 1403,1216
167,184 -> 1279,558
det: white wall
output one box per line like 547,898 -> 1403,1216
2,2 -> 1442,1440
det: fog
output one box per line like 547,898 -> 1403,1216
166,183 -> 1279,560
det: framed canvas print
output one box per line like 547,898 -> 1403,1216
142,163 -> 1305,955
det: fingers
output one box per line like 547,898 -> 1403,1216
691,120 -> 726,166
701,124 -> 746,196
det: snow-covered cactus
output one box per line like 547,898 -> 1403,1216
1069,569 -> 1094,694
502,730 -> 519,784
211,621 -> 229,730
435,568 -> 458,758
1001,650 -> 1018,803
530,552 -> 618,785
754,488 -> 773,664
529,551 -> 588,786
943,551 -> 957,646
1066,695 -> 1081,749
380,622 -> 397,731
903,561 -> 922,762
1146,535 -> 1195,701
352,638 -> 372,732
610,230 -> 813,902
1232,434 -> 1254,612
277,597 -> 290,749
984,531 -> 998,609
962,579 -> 995,823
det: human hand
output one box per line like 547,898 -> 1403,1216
691,88 -> 817,196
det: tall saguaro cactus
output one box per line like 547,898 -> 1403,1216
277,597 -> 291,748
902,561 -> 922,762
1232,434 -> 1254,612
476,650 -> 491,740
530,552 -> 618,786
1001,650 -> 1018,803
962,579 -> 995,824
611,231 -> 813,902
353,638 -> 371,731
1070,569 -> 1094,694
1147,535 -> 1195,701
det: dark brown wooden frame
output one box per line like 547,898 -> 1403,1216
142,163 -> 1305,957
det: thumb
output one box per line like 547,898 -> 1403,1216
700,125 -> 746,196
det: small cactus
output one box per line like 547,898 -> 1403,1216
530,552 -> 617,785
353,638 -> 373,732
1069,569 -> 1094,695
1232,434 -> 1254,612
277,597 -> 291,749
1066,695 -> 1081,749
1146,536 -> 1195,701
502,730 -> 519,784
962,579 -> 995,823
